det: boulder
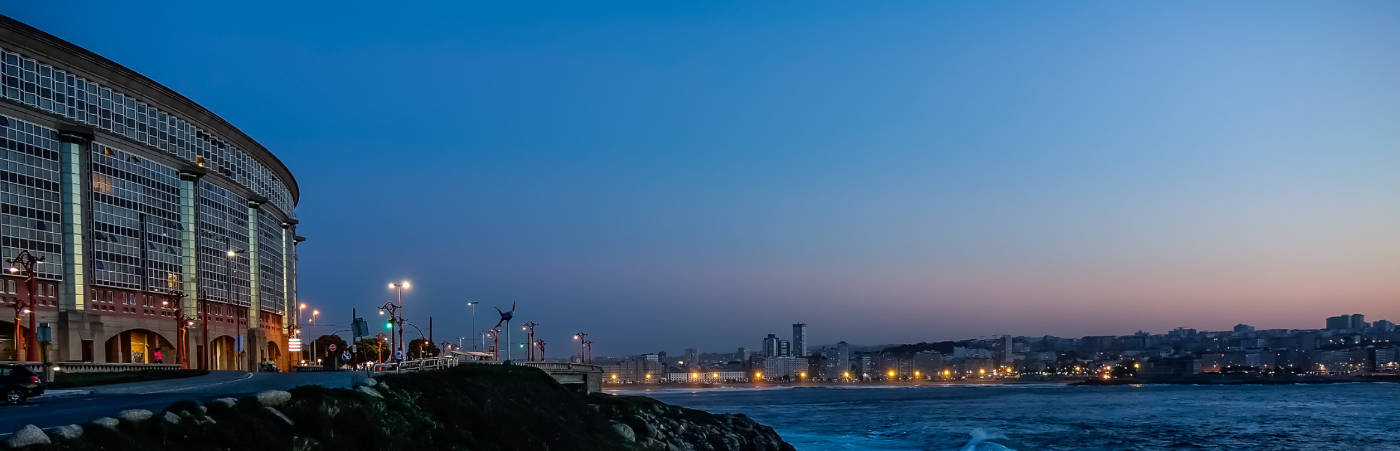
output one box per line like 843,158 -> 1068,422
610,422 -> 635,443
49,424 -> 83,441
5,425 -> 50,448
118,409 -> 153,423
257,390 -> 292,407
163,411 -> 182,424
90,418 -> 119,430
209,397 -> 237,408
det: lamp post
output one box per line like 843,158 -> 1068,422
7,250 -> 43,361
573,332 -> 588,364
521,321 -> 538,361
388,281 -> 409,357
297,303 -> 307,363
465,301 -> 478,351
535,339 -> 546,361
163,288 -> 193,368
487,328 -> 501,361
378,302 -> 404,361
309,309 -> 320,362
224,239 -> 246,370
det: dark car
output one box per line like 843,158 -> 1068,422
1,364 -> 45,405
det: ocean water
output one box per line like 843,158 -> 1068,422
613,383 -> 1400,450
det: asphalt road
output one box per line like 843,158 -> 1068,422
0,370 -> 369,435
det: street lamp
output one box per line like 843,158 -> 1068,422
573,332 -> 588,364
465,301 -> 478,351
388,280 -> 410,357
7,250 -> 42,361
224,239 -> 246,370
521,321 -> 538,361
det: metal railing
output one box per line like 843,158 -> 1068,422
0,361 -> 184,374
514,361 -> 603,373
370,356 -> 459,374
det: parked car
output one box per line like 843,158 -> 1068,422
0,364 -> 44,405
258,361 -> 279,373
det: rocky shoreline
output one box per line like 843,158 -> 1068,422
4,364 -> 793,450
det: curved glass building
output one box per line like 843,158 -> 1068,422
0,15 -> 300,370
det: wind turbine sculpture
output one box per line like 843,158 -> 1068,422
494,301 -> 516,360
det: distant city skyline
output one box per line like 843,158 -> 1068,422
8,2 -> 1398,354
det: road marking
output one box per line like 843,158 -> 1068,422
138,372 -> 254,395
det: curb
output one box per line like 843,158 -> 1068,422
34,389 -> 93,399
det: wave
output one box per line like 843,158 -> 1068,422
959,428 -> 1016,451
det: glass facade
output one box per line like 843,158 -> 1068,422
257,205 -> 284,314
0,113 -> 61,280
198,180 -> 250,307
0,46 -> 294,216
89,142 -> 182,292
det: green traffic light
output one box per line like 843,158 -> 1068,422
385,321 -> 393,330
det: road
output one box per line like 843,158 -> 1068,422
0,370 -> 369,434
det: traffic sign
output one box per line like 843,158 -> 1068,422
328,343 -> 337,352
342,351 -> 352,361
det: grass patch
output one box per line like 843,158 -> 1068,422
48,369 -> 209,389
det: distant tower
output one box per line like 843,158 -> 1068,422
1001,335 -> 1014,362
837,341 -> 850,373
792,323 -> 808,357
779,339 -> 791,357
763,334 -> 780,357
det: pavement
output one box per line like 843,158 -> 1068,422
0,370 -> 370,435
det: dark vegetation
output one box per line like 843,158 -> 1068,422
36,364 -> 792,450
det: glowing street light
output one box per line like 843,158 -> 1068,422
388,280 -> 410,356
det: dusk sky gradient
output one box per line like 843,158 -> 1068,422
8,2 -> 1400,355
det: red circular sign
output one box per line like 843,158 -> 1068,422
328,343 -> 337,352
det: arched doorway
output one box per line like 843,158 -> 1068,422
104,329 -> 175,364
265,341 -> 281,369
210,336 -> 238,370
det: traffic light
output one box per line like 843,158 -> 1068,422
384,320 -> 393,330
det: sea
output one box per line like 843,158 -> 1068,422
611,383 -> 1400,450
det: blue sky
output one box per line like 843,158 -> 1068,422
7,1 -> 1400,355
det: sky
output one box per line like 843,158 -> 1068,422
6,2 -> 1400,356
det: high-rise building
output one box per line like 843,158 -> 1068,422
779,339 -> 791,357
1327,314 -> 1367,331
762,334 -> 780,357
1350,314 -> 1367,331
1001,335 -> 1014,362
837,341 -> 850,374
737,346 -> 750,361
792,323 -> 808,357
0,17 -> 301,370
